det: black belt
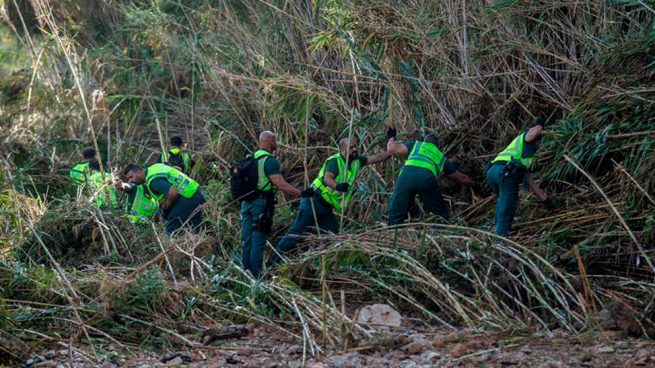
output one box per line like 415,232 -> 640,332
312,189 -> 334,210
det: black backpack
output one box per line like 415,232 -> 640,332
168,151 -> 185,170
230,155 -> 261,202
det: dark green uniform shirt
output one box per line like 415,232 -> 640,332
263,156 -> 281,177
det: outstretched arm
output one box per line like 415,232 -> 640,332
526,173 -> 547,201
447,170 -> 475,186
269,174 -> 301,197
366,150 -> 392,165
525,125 -> 543,142
386,138 -> 409,157
361,138 -> 396,165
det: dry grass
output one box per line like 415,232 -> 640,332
0,0 -> 654,362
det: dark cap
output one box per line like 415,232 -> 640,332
170,136 -> 183,146
532,117 -> 546,128
122,163 -> 143,176
82,147 -> 96,159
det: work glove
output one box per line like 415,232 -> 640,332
301,187 -> 314,198
540,197 -> 555,211
335,183 -> 350,193
386,127 -> 397,139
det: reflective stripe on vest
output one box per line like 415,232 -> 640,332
89,171 -> 119,208
492,132 -> 534,169
145,163 -> 200,201
311,153 -> 362,211
254,149 -> 273,191
404,141 -> 446,177
70,162 -> 90,184
127,185 -> 158,224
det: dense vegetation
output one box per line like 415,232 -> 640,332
1,0 -> 654,363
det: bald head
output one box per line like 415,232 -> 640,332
339,137 -> 358,159
259,130 -> 277,152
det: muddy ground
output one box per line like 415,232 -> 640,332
19,324 -> 655,368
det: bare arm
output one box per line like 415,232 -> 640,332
323,171 -> 338,190
366,150 -> 393,165
386,138 -> 409,156
525,125 -> 543,142
162,186 -> 180,211
269,174 -> 301,197
526,173 -> 547,201
447,170 -> 475,186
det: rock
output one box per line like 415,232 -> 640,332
305,363 -> 328,368
598,308 -> 615,329
166,357 -> 184,367
419,351 -> 441,362
24,358 -> 43,366
405,341 -> 426,354
44,350 -> 56,359
580,353 -> 592,362
202,325 -> 249,345
325,352 -> 363,368
160,352 -> 192,364
537,361 -> 566,368
237,348 -> 252,357
450,343 -> 469,358
33,362 -> 57,368
356,304 -> 402,329
403,336 -> 431,355
206,359 -> 227,367
365,357 -> 390,366
431,337 -> 446,349
384,350 -> 409,361
596,345 -> 615,354
398,360 -> 419,368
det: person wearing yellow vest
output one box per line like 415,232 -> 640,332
117,163 -> 205,234
240,131 -> 302,278
159,136 -> 193,173
114,180 -> 159,224
271,135 -> 394,264
69,147 -> 96,185
386,131 -> 476,225
87,160 -> 120,208
486,117 -> 552,236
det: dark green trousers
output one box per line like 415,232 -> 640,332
486,163 -> 521,236
165,190 -> 205,235
387,166 -> 449,225
240,197 -> 270,278
271,194 -> 338,263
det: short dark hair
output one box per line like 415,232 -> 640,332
88,159 -> 100,172
532,117 -> 546,128
423,133 -> 439,145
122,163 -> 143,176
170,136 -> 183,146
82,147 -> 96,159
